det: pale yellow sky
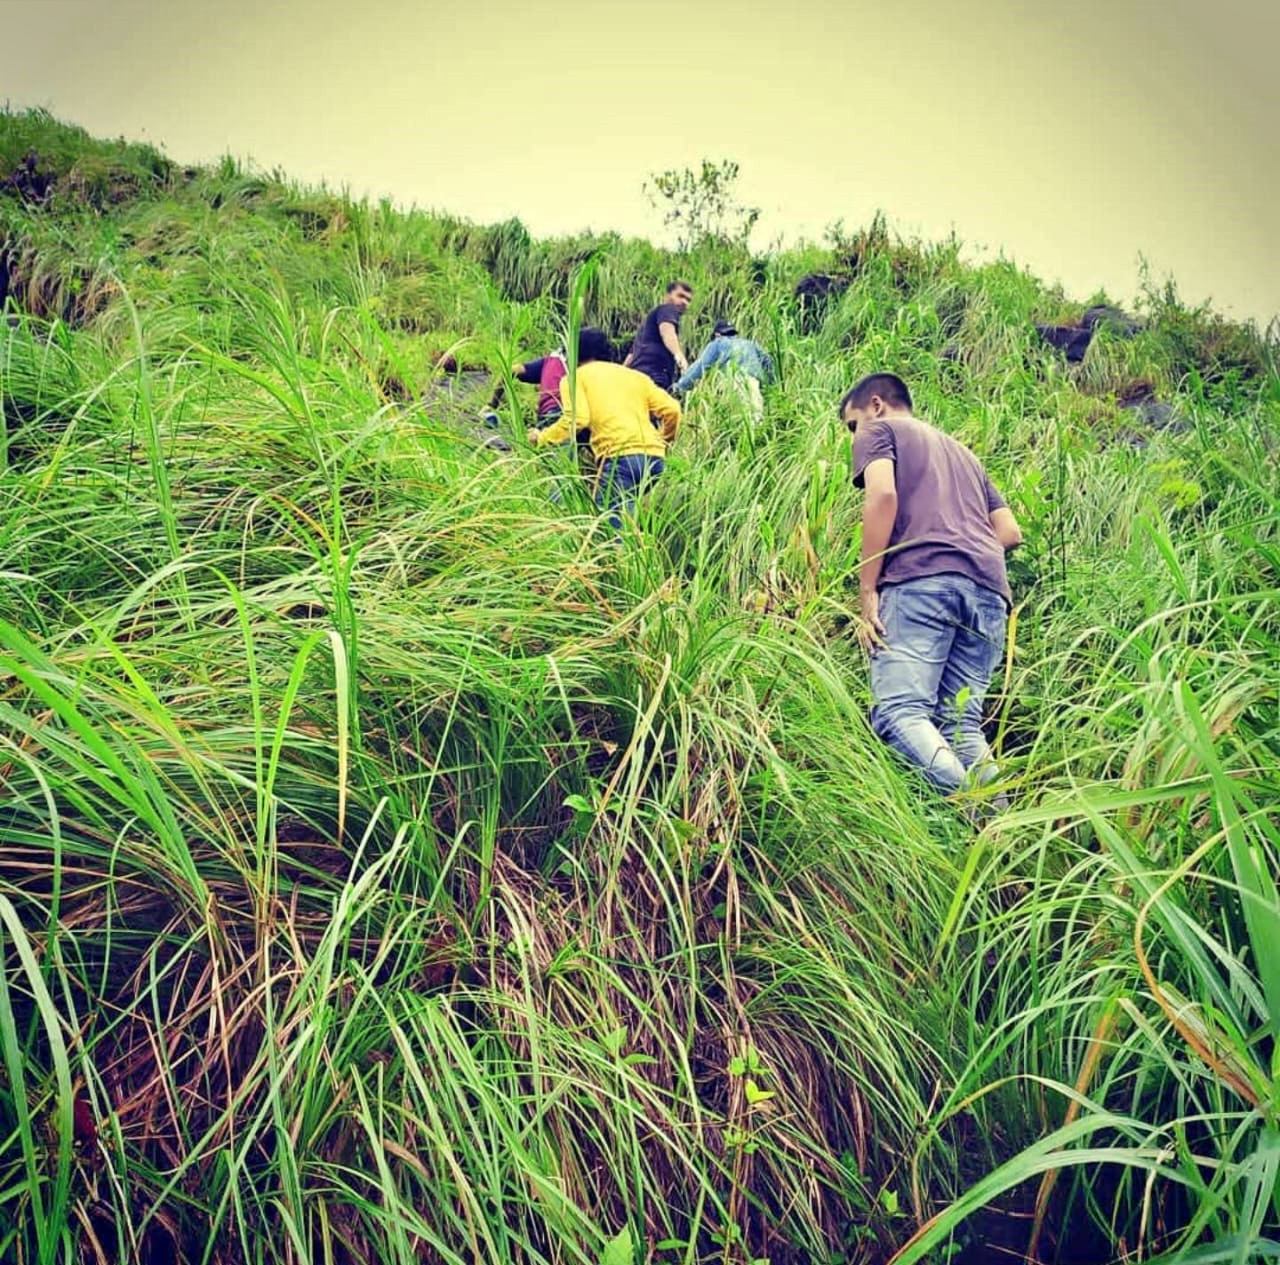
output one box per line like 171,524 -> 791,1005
5,0 -> 1278,325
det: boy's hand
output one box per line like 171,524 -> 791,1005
857,588 -> 887,654
526,428 -> 541,445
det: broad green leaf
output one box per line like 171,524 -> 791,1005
601,1224 -> 634,1265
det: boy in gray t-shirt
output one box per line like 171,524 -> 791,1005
840,373 -> 1023,801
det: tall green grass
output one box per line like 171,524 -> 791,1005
0,106 -> 1277,1264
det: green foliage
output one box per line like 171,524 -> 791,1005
0,106 -> 172,206
600,1225 -> 635,1265
644,158 -> 761,251
0,110 -> 1277,1265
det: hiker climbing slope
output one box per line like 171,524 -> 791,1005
674,318 -> 773,419
624,281 -> 693,390
841,372 -> 1022,801
512,348 -> 568,429
530,328 -> 681,529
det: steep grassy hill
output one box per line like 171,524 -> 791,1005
1,108 -> 1277,1265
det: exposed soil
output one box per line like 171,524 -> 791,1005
4,149 -> 56,205
0,237 -> 119,325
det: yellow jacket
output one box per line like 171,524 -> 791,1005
533,361 -> 681,460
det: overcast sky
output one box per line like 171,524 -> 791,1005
6,0 -> 1278,326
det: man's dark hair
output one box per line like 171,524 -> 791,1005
576,327 -> 614,364
838,372 -> 912,418
666,280 -> 694,295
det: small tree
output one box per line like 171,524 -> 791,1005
644,158 -> 760,251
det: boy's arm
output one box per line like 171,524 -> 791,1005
857,457 -> 898,651
658,320 -> 688,374
530,376 -> 588,447
991,507 -> 1023,550
648,383 -> 682,443
985,474 -> 1023,549
673,343 -> 713,394
530,414 -> 573,447
859,458 -> 898,594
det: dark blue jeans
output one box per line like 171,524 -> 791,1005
596,454 -> 664,529
869,574 -> 1008,795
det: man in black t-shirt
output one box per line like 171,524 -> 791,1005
624,280 -> 693,390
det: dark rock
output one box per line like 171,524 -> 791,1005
1037,305 -> 1141,362
1116,397 -> 1193,448
1123,400 -> 1192,433
1035,323 -> 1094,362
1081,304 -> 1141,337
793,272 -> 850,333
794,272 -> 846,304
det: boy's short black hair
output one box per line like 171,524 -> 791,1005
576,327 -> 614,364
838,372 -> 912,417
666,280 -> 694,295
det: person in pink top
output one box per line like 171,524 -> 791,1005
512,349 -> 568,429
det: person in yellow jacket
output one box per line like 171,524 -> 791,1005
528,328 -> 681,528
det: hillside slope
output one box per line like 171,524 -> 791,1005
1,108 -> 1278,1265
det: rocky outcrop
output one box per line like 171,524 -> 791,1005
1037,304 -> 1141,362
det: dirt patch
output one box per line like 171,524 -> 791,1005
3,147 -> 167,213
62,156 -> 144,211
279,196 -> 349,241
379,371 -> 411,402
1115,377 -> 1157,407
3,150 -> 56,205
0,238 -> 119,325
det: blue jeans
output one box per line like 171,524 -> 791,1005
869,574 -> 1007,795
596,454 -> 664,529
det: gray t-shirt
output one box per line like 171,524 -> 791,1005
852,414 -> 1010,602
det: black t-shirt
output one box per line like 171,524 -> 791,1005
628,303 -> 683,388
